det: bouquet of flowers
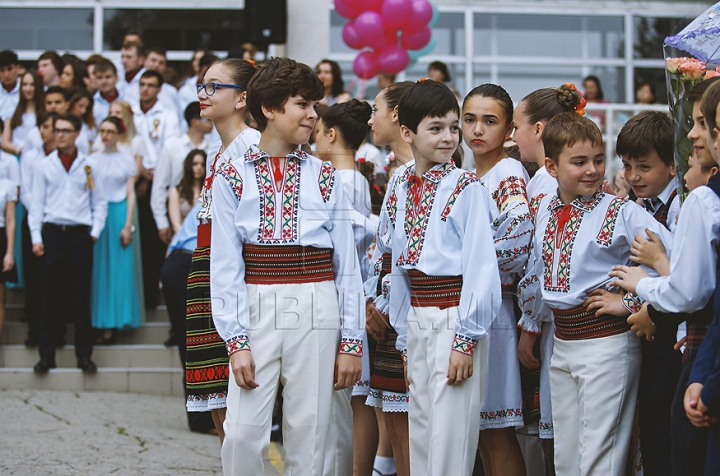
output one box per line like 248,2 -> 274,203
664,55 -> 720,190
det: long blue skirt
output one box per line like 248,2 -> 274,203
91,199 -> 141,329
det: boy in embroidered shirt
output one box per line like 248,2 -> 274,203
387,80 -> 501,476
209,57 -> 363,476
518,112 -> 673,476
611,80 -> 720,475
614,110 -> 682,476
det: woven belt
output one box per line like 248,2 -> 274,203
197,223 -> 211,247
376,252 -> 393,295
243,244 -> 334,285
551,305 -> 630,341
407,269 -> 462,309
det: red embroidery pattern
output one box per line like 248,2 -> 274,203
318,161 -> 335,202
440,172 -> 479,221
386,187 -> 398,226
529,193 -> 546,221
596,197 -> 627,246
397,179 -> 438,266
254,156 -> 301,243
491,176 -> 528,212
216,162 -> 244,201
542,203 -> 583,292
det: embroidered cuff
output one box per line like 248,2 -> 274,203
373,293 -> 390,317
226,335 -> 250,355
518,315 -> 542,335
401,349 -> 408,366
339,338 -> 363,357
622,292 -> 643,315
452,334 -> 478,356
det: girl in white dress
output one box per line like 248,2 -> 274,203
1,71 -> 43,157
462,84 -> 532,476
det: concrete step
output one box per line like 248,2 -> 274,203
1,321 -> 173,346
0,344 -> 183,369
0,367 -> 185,396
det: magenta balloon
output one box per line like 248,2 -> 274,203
401,26 -> 431,50
403,0 -> 434,33
334,0 -> 362,20
366,0 -> 384,13
378,45 -> 410,75
355,11 -> 386,49
353,51 -> 380,79
382,0 -> 413,30
342,22 -> 365,50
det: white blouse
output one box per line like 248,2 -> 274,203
518,189 -> 673,333
388,161 -> 501,353
636,185 -> 720,313
91,151 -> 137,203
210,144 -> 365,353
0,177 -> 18,227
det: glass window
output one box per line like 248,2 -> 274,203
472,63 -> 492,92
405,62 -> 466,96
330,11 -> 356,54
475,14 -> 624,59
431,12 -> 465,57
103,9 -> 244,51
634,16 -> 689,59
0,8 -> 93,51
634,68 -> 668,105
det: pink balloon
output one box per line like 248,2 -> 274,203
403,0 -> 434,33
355,11 -> 387,50
366,0 -> 384,13
401,26 -> 431,50
382,0 -> 413,30
384,30 -> 399,48
354,51 -> 380,79
378,46 -> 410,75
334,0 -> 362,20
342,21 -> 364,50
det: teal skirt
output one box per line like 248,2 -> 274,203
91,199 -> 141,329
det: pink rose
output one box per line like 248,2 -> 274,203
666,57 -> 690,74
706,70 -> 720,79
678,60 -> 706,80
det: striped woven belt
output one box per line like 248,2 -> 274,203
197,223 -> 211,247
243,244 -> 334,285
407,269 -> 462,309
551,304 -> 630,341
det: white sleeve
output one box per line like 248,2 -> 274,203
28,161 -> 46,245
151,145 -> 172,230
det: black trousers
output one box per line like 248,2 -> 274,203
38,224 -> 93,360
639,323 -> 683,476
160,248 -> 192,363
671,358 -> 710,475
137,177 -> 167,308
21,212 -> 41,340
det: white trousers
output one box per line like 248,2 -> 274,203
222,281 -> 342,476
407,305 -> 488,476
550,331 -> 641,476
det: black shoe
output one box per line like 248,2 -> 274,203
77,357 -> 97,373
33,357 -> 56,373
24,336 -> 38,348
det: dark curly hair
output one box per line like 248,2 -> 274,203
321,99 -> 372,151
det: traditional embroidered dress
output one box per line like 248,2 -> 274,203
364,160 -> 413,413
211,144 -> 364,476
389,160 -> 500,476
519,189 -> 673,476
522,165 -> 558,439
185,129 -> 260,413
476,158 -> 532,431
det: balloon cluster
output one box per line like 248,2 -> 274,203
336,0 -> 439,79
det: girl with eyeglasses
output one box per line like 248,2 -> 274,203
89,116 -> 141,345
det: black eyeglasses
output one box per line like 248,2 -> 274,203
197,82 -> 245,96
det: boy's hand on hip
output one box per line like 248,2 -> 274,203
230,351 -> 259,390
447,351 -> 473,385
334,354 -> 361,390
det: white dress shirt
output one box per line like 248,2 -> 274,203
28,150 -> 108,244
92,89 -> 124,129
19,146 -> 50,211
0,78 -> 19,121
388,161 -> 501,353
0,150 -> 19,186
355,142 -> 384,172
636,186 -> 720,313
132,100 -> 181,170
518,189 -> 673,333
210,144 -> 365,350
151,134 -> 210,230
0,177 -> 18,227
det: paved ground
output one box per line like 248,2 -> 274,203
0,388 -> 227,475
